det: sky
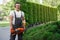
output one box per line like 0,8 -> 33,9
0,0 -> 3,4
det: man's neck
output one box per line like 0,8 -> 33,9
15,10 -> 20,12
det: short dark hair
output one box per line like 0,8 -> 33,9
14,2 -> 20,7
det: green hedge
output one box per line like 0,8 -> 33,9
25,2 -> 57,25
23,21 -> 60,40
14,0 -> 57,26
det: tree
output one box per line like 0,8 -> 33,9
0,0 -> 14,21
1,0 -> 14,16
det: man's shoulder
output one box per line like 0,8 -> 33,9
10,10 -> 14,13
10,10 -> 15,15
20,10 -> 24,13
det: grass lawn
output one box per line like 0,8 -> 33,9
0,21 -> 9,27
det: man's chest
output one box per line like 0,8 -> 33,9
14,12 -> 21,17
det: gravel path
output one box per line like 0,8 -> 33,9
0,27 -> 17,40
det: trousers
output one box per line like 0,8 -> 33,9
10,33 -> 23,40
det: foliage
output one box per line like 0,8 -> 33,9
43,0 -> 60,7
1,0 -> 14,16
23,21 -> 60,40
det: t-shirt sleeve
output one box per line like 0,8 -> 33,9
21,11 -> 25,17
9,11 -> 14,16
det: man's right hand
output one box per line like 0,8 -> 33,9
10,26 -> 13,29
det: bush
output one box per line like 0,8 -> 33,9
23,21 -> 60,40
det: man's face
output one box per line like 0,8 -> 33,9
15,4 -> 20,10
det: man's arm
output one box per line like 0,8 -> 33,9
9,15 -> 13,29
22,17 -> 26,27
21,16 -> 26,29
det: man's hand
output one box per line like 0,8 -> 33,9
10,26 -> 13,29
24,26 -> 26,30
22,20 -> 26,26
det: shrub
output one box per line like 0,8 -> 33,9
23,21 -> 60,40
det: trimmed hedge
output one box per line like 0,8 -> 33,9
26,2 -> 57,25
14,0 -> 57,26
23,21 -> 60,40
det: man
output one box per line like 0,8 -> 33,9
9,2 -> 26,40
